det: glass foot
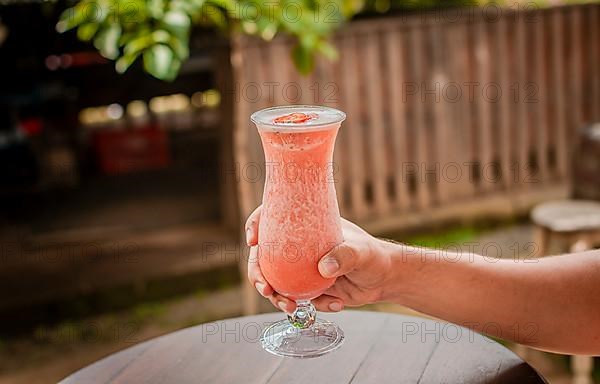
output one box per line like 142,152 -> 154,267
260,318 -> 344,358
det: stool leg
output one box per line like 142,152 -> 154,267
572,355 -> 594,384
569,237 -> 590,253
569,238 -> 593,384
533,226 -> 550,257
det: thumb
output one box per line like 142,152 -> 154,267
318,243 -> 358,278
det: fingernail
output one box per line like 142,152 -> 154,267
329,302 -> 343,312
319,257 -> 339,277
277,301 -> 287,312
246,228 -> 253,245
255,282 -> 266,296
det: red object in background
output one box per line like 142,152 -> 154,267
67,51 -> 108,67
19,118 -> 43,136
93,126 -> 171,175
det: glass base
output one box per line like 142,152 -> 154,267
260,319 -> 344,358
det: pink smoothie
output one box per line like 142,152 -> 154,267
253,107 -> 345,301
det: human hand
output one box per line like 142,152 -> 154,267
245,206 -> 394,314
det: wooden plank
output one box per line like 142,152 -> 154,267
315,48 -> 347,215
232,37 -> 259,219
515,11 -> 529,188
268,41 -> 289,105
384,28 -> 411,211
592,5 -> 600,122
429,23 -> 451,204
408,25 -> 432,209
534,14 -> 549,183
340,34 -> 368,219
474,19 -> 494,192
233,39 -> 264,316
451,22 -> 476,198
551,9 -> 568,179
247,45 -> 269,206
570,6 -> 584,128
299,59 -> 315,105
348,315 -> 439,383
420,29 -> 439,205
364,31 -> 391,215
496,15 -> 513,189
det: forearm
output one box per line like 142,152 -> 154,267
378,240 -> 600,355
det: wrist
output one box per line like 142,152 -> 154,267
376,238 -> 410,303
373,238 -> 422,304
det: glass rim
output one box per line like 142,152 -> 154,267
250,105 -> 346,131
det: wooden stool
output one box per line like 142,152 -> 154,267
530,200 -> 600,384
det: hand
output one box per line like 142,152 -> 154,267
245,205 -> 394,314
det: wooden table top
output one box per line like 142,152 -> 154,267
61,311 -> 546,384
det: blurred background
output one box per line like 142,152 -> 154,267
0,0 -> 599,382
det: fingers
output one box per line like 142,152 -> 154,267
247,246 -> 274,298
318,243 -> 359,278
248,246 -> 295,314
247,244 -> 294,314
244,206 -> 262,246
266,292 -> 296,314
312,294 -> 344,312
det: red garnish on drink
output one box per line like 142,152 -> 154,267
273,112 -> 318,124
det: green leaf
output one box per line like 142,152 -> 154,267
115,51 -> 141,73
57,8 -> 77,32
292,43 -> 314,75
152,30 -> 171,44
148,0 -> 165,19
317,40 -> 338,61
170,0 -> 193,13
168,35 -> 189,60
197,4 -> 227,29
162,10 -> 190,39
164,57 -> 181,81
77,22 -> 99,41
59,0 -> 359,80
189,0 -> 206,12
124,33 -> 154,56
94,24 -> 122,59
164,10 -> 190,28
300,33 -> 318,50
208,0 -> 237,14
143,44 -> 174,80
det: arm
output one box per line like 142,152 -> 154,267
380,242 -> 600,355
245,207 -> 600,355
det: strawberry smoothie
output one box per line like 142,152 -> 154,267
251,106 -> 346,301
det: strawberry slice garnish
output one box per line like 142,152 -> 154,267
273,112 -> 318,124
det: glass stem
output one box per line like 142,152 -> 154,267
288,300 -> 316,329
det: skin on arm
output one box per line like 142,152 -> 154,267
245,206 -> 600,355
383,243 -> 600,355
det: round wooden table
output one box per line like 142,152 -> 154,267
61,311 -> 546,383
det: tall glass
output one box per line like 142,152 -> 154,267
251,105 -> 346,358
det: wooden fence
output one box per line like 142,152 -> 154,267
229,3 -> 599,234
